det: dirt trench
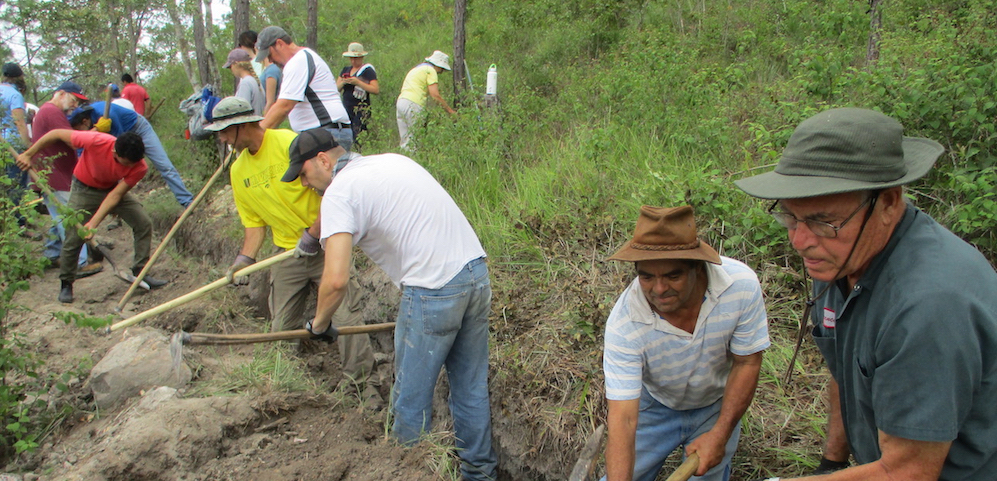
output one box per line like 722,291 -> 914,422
2,184 -> 593,481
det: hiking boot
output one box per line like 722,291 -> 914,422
76,261 -> 104,279
361,384 -> 385,411
58,281 -> 74,304
134,267 -> 168,289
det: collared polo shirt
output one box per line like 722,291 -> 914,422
604,256 -> 770,410
811,204 -> 997,480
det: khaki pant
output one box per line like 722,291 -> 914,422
60,179 -> 152,284
269,251 -> 375,383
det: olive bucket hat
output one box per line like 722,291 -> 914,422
734,108 -> 944,199
204,97 -> 263,131
608,205 -> 721,264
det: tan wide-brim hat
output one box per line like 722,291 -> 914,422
608,205 -> 721,264
425,50 -> 451,70
343,42 -> 369,57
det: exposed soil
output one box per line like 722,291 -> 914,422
0,184 -> 509,481
2,183 -> 828,481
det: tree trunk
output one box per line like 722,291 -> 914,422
166,0 -> 200,91
452,0 -> 468,102
866,0 -> 882,65
307,0 -> 318,49
232,0 -> 250,46
203,0 -> 221,86
191,0 -> 212,87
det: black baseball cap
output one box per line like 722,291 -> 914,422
282,128 -> 340,182
2,62 -> 24,78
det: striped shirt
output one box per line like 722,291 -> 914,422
603,256 -> 770,410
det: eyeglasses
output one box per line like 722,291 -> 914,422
768,194 -> 878,239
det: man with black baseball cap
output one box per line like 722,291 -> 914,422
203,97 -> 378,405
736,107 -> 997,480
283,128 -> 497,480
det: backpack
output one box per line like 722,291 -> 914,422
178,85 -> 221,141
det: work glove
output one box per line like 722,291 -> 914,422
304,319 -> 338,343
226,254 -> 255,285
294,229 -> 321,258
811,457 -> 849,475
95,116 -> 112,133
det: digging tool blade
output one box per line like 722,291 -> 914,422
568,424 -> 605,481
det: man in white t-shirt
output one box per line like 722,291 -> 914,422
254,26 -> 353,151
602,205 -> 770,481
282,128 -> 497,481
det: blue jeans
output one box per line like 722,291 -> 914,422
602,389 -> 740,481
132,116 -> 194,207
392,257 -> 497,481
42,190 -> 88,266
323,126 -> 354,153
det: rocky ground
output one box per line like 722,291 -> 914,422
0,184 -> 500,481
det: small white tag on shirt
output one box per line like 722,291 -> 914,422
822,308 -> 836,329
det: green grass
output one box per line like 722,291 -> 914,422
127,0 -> 997,477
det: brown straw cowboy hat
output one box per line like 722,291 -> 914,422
608,205 -> 721,264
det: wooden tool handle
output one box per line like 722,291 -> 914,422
183,323 -> 396,345
665,452 -> 700,481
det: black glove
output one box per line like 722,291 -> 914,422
304,319 -> 338,343
811,457 -> 849,475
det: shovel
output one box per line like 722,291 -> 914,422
116,147 -> 235,312
87,238 -> 150,290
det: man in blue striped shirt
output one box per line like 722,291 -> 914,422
602,205 -> 770,481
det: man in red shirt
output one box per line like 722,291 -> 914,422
120,73 -> 149,116
17,130 -> 168,303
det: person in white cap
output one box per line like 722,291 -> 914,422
254,26 -> 353,152
395,50 -> 456,150
336,42 -> 379,145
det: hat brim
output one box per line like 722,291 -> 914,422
281,161 -> 304,183
425,58 -> 451,70
254,47 -> 270,64
343,52 -> 368,57
70,92 -> 89,101
204,114 -> 263,132
735,137 -> 944,199
608,240 -> 722,265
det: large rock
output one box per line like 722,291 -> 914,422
89,328 -> 192,410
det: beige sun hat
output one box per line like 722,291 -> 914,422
425,50 -> 451,70
608,205 -> 721,264
343,42 -> 368,57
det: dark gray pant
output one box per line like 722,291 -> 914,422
59,179 -> 152,284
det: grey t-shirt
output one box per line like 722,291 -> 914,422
235,75 -> 265,116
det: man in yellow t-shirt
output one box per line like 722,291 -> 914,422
395,50 -> 456,150
205,97 -> 379,405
